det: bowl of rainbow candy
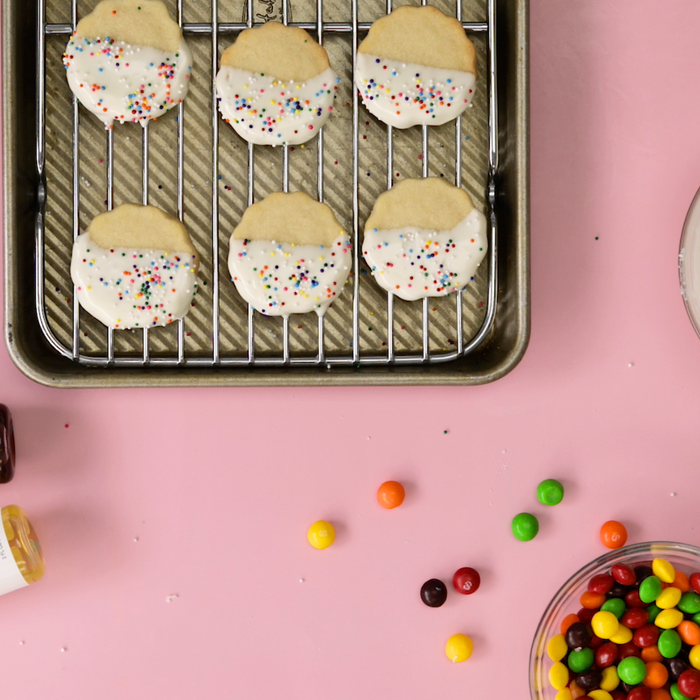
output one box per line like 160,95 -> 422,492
530,543 -> 700,700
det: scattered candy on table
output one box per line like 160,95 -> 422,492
421,578 -> 447,608
453,567 -> 481,595
600,521 -> 628,549
512,512 -> 539,541
537,478 -> 565,506
376,480 -> 405,509
307,520 -> 335,549
546,557 -> 700,699
445,634 -> 473,663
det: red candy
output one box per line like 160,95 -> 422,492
588,573 -> 614,594
453,567 -> 480,595
610,692 -> 627,700
691,572 -> 700,595
625,589 -> 646,608
595,641 -> 618,667
621,607 -> 649,629
678,669 -> 700,698
618,641 -> 642,659
577,607 -> 597,623
611,562 -> 637,586
626,688 -> 651,700
633,623 -> 660,648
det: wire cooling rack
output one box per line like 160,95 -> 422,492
37,0 -> 497,368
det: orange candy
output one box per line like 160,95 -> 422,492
642,661 -> 669,689
641,645 -> 664,663
673,570 -> 691,593
569,681 -> 587,699
600,520 -> 628,549
678,620 -> 700,646
649,689 -> 672,700
580,591 -> 607,609
561,614 -> 580,636
376,481 -> 405,509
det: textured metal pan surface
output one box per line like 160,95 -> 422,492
3,0 -> 529,386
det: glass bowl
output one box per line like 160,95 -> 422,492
680,186 -> 700,339
529,542 -> 700,700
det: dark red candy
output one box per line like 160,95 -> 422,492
595,641 -> 619,668
420,579 -> 447,607
621,607 -> 649,629
576,668 -> 602,691
626,688 -> 651,700
691,572 -> 700,596
618,641 -> 642,659
566,622 -> 593,649
589,634 -> 603,649
578,607 -> 597,623
611,692 -> 626,700
678,669 -> 700,698
633,624 -> 660,648
668,657 -> 690,681
634,564 -> 654,584
608,582 -> 629,599
625,590 -> 646,608
588,573 -> 614,595
611,563 -> 637,586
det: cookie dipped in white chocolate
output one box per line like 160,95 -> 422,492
71,204 -> 199,329
228,192 -> 351,316
362,178 -> 487,301
356,5 -> 477,128
63,0 -> 192,127
216,22 -> 339,146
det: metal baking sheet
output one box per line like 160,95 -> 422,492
3,0 -> 529,387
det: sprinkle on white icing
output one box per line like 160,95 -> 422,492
71,233 -> 198,329
215,66 -> 339,146
228,234 -> 352,316
355,53 -> 476,128
362,209 -> 487,301
63,35 -> 193,127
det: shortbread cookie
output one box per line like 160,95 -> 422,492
228,192 -> 351,316
63,0 -> 193,127
362,178 -> 487,301
216,22 -> 339,146
355,6 -> 477,128
71,204 -> 199,329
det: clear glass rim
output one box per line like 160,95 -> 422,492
529,541 -> 700,700
679,184 -> 700,339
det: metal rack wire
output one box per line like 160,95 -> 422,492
36,0 -> 498,368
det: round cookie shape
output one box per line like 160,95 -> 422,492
63,0 -> 193,127
228,192 -> 351,317
71,203 -> 200,329
216,22 -> 339,146
355,5 -> 477,128
362,178 -> 487,302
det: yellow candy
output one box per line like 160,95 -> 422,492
549,661 -> 569,690
445,634 -> 473,662
592,611 -> 620,639
655,608 -> 684,629
588,691 -> 613,700
652,558 -> 676,583
547,634 -> 568,662
689,644 -> 700,670
600,665 -> 620,691
656,586 -> 682,609
609,624 -> 632,644
555,689 -> 573,700
307,520 -> 335,549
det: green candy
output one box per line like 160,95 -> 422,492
601,598 -> 626,619
511,513 -> 539,541
658,629 -> 682,659
693,611 -> 700,626
639,575 -> 663,603
536,479 -> 564,506
647,603 -> 662,623
617,656 -> 647,685
568,647 -> 594,673
679,591 -> 700,614
671,683 -> 692,700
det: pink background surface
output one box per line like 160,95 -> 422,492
4,0 -> 700,697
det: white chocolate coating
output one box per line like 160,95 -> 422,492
362,209 -> 487,301
215,66 -> 339,146
71,233 -> 198,329
63,35 -> 192,127
355,53 -> 475,128
228,234 -> 352,316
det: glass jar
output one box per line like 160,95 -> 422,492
529,541 -> 700,700
0,505 -> 45,595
